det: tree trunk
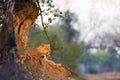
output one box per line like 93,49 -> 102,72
0,0 -> 82,80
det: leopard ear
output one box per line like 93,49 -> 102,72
40,44 -> 45,47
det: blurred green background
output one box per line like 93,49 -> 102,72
28,10 -> 120,74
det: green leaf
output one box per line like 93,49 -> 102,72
48,18 -> 52,23
54,13 -> 58,17
54,13 -> 64,18
60,12 -> 63,14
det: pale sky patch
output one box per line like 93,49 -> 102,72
52,0 -> 120,43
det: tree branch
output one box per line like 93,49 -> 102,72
36,0 -> 51,44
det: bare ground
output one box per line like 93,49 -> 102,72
83,72 -> 120,80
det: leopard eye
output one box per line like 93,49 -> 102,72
46,53 -> 49,55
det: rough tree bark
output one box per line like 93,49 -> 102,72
0,0 -> 83,80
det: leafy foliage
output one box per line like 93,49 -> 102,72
39,0 -> 63,24
53,42 -> 82,71
80,51 -> 111,62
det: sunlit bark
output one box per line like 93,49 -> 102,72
0,0 -> 81,80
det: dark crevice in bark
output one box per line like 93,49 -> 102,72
0,0 -> 26,80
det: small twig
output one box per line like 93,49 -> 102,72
36,0 -> 51,44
